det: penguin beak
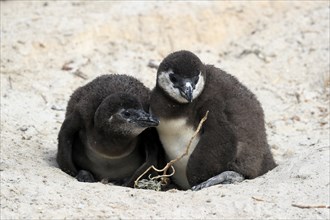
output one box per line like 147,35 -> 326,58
179,82 -> 193,103
134,110 -> 159,127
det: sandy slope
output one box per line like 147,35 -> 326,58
1,1 -> 329,219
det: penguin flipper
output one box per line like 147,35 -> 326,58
57,111 -> 82,177
191,171 -> 244,191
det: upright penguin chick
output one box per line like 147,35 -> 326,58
57,74 -> 160,187
150,50 -> 277,190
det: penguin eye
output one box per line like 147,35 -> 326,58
122,111 -> 131,118
169,74 -> 178,84
193,76 -> 199,84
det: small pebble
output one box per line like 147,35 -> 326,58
20,126 -> 28,132
51,105 -> 65,111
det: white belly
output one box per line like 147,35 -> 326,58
157,118 -> 200,189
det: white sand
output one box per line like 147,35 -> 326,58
1,1 -> 329,219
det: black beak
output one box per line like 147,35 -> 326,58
135,110 -> 159,127
179,84 -> 193,103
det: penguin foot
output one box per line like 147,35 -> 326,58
191,171 -> 244,191
76,170 -> 95,182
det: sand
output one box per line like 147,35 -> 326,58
1,1 -> 329,219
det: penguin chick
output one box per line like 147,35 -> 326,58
150,50 -> 277,190
57,74 -> 160,187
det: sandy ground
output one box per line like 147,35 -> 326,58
1,1 -> 329,219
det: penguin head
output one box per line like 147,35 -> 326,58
157,50 -> 206,103
94,93 -> 159,136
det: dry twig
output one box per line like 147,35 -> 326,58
252,196 -> 265,202
134,111 -> 209,189
40,93 -> 47,104
8,76 -> 13,89
251,196 -> 272,203
73,69 -> 88,80
292,204 -> 330,209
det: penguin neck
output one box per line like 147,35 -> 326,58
152,85 -> 193,119
88,128 -> 140,159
